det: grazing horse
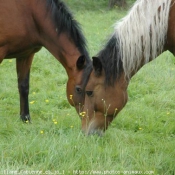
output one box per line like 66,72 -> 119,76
82,0 -> 175,135
0,0 -> 92,122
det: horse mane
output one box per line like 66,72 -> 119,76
97,34 -> 123,86
46,0 -> 90,62
98,0 -> 172,85
46,0 -> 92,85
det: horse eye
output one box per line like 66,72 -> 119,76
75,86 -> 82,94
86,91 -> 93,97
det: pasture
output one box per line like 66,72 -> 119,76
0,0 -> 175,174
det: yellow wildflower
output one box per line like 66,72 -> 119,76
70,95 -> 73,100
45,99 -> 49,103
79,112 -> 86,118
40,130 -> 44,134
30,101 -> 35,104
54,121 -> 58,125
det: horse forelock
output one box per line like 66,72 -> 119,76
46,0 -> 92,85
114,0 -> 172,79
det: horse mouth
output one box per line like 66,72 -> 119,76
80,111 -> 116,136
82,128 -> 104,136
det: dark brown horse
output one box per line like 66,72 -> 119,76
82,0 -> 175,135
0,0 -> 92,121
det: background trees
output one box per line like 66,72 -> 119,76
109,0 -> 127,8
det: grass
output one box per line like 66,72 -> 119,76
0,0 -> 175,174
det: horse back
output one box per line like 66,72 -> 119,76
0,0 -> 42,60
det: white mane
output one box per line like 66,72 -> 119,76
114,0 -> 172,78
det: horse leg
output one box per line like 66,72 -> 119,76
16,54 -> 34,122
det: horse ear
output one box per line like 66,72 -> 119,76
92,57 -> 102,76
76,55 -> 85,70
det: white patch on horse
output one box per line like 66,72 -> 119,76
113,0 -> 172,78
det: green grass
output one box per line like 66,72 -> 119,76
0,0 -> 175,174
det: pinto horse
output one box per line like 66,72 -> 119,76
0,0 -> 92,122
82,0 -> 175,135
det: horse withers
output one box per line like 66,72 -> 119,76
82,0 -> 175,135
0,0 -> 92,121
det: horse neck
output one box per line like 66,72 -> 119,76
31,0 -> 81,77
42,32 -> 81,77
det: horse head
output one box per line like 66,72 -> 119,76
66,55 -> 92,114
80,57 -> 128,135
